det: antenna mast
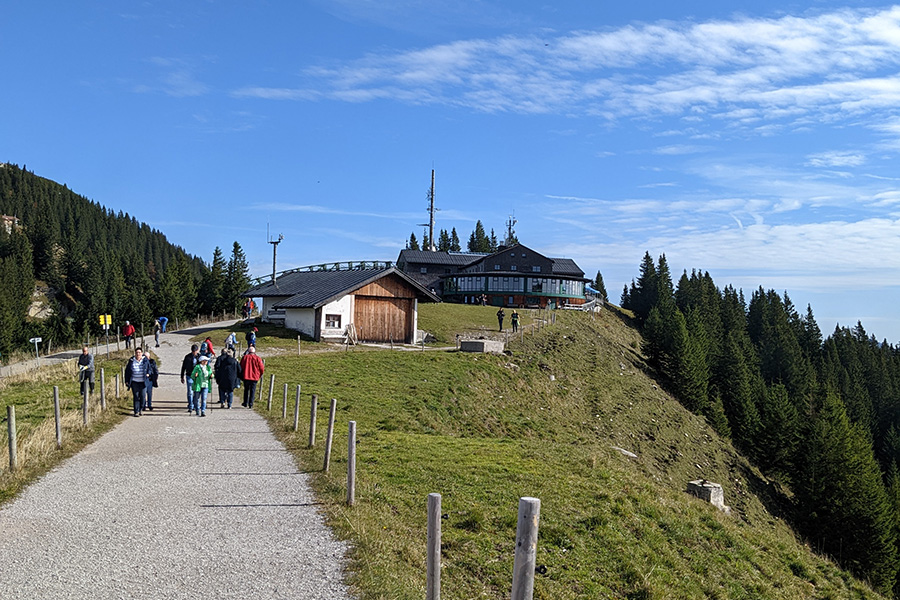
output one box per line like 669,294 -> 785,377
417,169 -> 439,251
268,232 -> 284,284
506,213 -> 518,246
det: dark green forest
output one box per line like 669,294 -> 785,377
0,164 -> 250,359
622,252 -> 900,596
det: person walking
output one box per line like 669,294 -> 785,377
77,345 -> 95,396
511,310 -> 519,333
214,348 -> 241,409
153,319 -> 161,347
124,347 -> 150,417
245,327 -> 258,348
123,321 -> 136,349
224,331 -> 237,351
239,346 -> 265,408
191,355 -> 213,417
497,307 -> 505,331
144,354 -> 159,412
180,344 -> 201,413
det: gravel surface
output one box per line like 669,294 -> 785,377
0,322 -> 353,599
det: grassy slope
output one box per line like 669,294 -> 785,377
222,305 -> 880,599
0,351 -> 135,504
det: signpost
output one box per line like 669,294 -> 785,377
29,337 -> 42,366
99,314 -> 112,357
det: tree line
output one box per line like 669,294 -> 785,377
622,251 -> 900,595
407,219 -> 518,254
0,164 -> 250,358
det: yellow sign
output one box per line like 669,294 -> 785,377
98,314 -> 112,326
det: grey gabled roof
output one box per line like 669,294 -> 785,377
244,267 -> 439,308
397,249 -> 483,267
549,258 -> 585,278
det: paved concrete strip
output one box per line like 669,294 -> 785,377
0,322 -> 352,600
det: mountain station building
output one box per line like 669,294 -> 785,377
397,243 -> 588,308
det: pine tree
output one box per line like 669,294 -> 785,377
628,252 -> 658,324
437,229 -> 451,252
407,232 -> 420,251
593,271 -> 608,302
449,228 -> 461,252
224,242 -> 251,313
200,247 -> 227,313
795,387 -> 897,592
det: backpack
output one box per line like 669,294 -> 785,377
200,341 -> 208,354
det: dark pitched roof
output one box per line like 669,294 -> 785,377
244,267 -> 439,308
549,258 -> 585,277
397,249 -> 482,267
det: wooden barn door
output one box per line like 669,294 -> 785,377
354,296 -> 413,343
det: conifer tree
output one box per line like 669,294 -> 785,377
593,271 -> 608,302
437,229 -> 451,252
225,242 -> 251,312
449,228 -> 461,252
407,232 -> 420,251
795,387 -> 897,593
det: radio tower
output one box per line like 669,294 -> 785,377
268,225 -> 284,285
505,213 -> 518,246
417,170 -> 438,251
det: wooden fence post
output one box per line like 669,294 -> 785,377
100,368 -> 106,411
267,374 -> 276,411
262,369 -> 271,406
83,384 -> 89,426
284,384 -> 293,419
427,493 -> 442,600
308,394 -> 318,446
347,420 -> 357,506
324,398 -> 337,472
293,388 -> 302,432
115,373 -> 120,398
54,386 -> 62,449
511,497 -> 541,600
7,405 -> 17,471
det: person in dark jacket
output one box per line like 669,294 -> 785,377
214,348 -> 241,409
125,347 -> 150,417
77,345 -> 95,395
143,356 -> 159,411
180,344 -> 201,413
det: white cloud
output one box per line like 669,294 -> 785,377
806,151 -> 866,168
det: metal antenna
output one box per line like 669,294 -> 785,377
269,232 -> 284,285
417,169 -> 439,251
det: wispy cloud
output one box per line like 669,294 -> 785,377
253,202 -> 419,220
135,57 -> 209,97
234,5 -> 900,138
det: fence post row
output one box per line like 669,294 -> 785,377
323,398 -> 337,472
8,405 -> 17,471
511,497 -> 541,600
347,420 -> 357,506
427,493 -> 442,600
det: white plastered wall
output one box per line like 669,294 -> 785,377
284,308 -> 317,337
319,295 -> 354,341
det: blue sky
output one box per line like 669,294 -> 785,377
3,1 -> 900,342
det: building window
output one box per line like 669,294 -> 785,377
420,267 -> 428,274
532,266 -> 541,272
494,264 -> 501,270
531,280 -> 543,293
325,314 -> 341,328
510,265 -> 517,271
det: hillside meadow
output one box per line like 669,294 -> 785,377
211,304 -> 884,600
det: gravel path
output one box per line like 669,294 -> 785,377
0,322 -> 353,599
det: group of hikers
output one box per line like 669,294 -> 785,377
496,308 -> 520,332
77,325 -> 264,418
176,330 -> 263,417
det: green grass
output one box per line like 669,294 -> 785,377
418,302 -> 536,343
251,306 -> 884,600
0,350 -> 136,505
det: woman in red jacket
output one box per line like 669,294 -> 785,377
239,346 -> 265,408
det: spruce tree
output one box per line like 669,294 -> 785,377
225,242 -> 251,312
593,271 -> 608,302
449,228 -> 461,252
407,232 -> 420,251
795,387 -> 897,592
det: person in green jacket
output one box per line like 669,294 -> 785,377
191,355 -> 213,417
